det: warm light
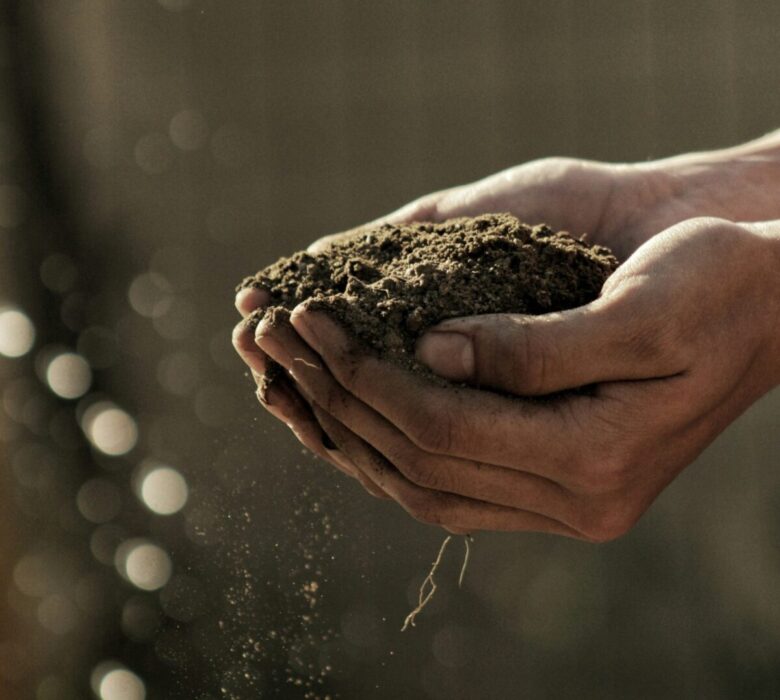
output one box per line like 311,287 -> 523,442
115,539 -> 172,591
127,272 -> 172,318
45,352 -> 92,399
0,308 -> 35,357
36,594 -> 78,635
82,402 -> 138,456
140,466 -> 188,515
97,666 -> 146,700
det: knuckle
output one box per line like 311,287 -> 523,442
397,454 -> 446,491
685,216 -> 741,239
408,410 -> 453,454
580,501 -> 640,543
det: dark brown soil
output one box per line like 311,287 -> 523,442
238,213 -> 618,386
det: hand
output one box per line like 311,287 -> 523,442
232,155 -> 720,475
233,139 -> 780,520
305,152 -> 776,262
254,217 -> 779,539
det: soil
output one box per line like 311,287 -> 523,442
237,213 -> 619,387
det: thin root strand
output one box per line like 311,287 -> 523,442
401,534 -> 473,631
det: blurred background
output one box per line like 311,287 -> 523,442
0,1 -> 778,698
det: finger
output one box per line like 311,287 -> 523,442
233,314 -> 269,375
262,374 -> 386,500
414,294 -> 688,395
253,316 -> 389,498
313,407 -> 581,537
315,387 -> 578,526
288,307 -> 582,475
256,371 -> 352,477
281,340 -> 580,524
235,286 -> 269,318
263,326 -> 577,522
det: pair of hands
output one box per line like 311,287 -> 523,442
233,155 -> 780,541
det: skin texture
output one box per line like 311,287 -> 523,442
234,139 -> 780,541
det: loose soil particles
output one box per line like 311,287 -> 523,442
238,213 -> 619,389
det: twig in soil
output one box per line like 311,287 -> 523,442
401,534 -> 473,631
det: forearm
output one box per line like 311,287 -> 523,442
642,129 -> 780,224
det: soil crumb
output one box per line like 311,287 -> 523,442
238,213 -> 618,379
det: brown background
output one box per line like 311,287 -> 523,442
0,1 -> 778,698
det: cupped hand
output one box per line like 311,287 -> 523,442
254,217 -> 779,539
233,155 -> 709,463
306,155 -> 741,261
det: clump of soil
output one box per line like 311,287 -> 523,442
238,213 -> 618,383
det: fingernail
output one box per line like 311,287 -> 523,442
416,331 -> 474,380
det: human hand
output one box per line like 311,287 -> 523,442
234,135 -> 780,515
306,149 -> 779,262
254,217 -> 779,539
232,156 -> 707,480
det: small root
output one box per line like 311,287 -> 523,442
292,357 -> 321,370
401,534 -> 473,632
459,535 -> 472,588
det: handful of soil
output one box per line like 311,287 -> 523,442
237,213 -> 619,386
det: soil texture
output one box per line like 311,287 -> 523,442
238,213 -> 619,386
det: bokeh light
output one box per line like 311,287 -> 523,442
92,663 -> 146,700
45,352 -> 92,399
169,109 -> 208,151
115,539 -> 172,591
89,524 -> 126,566
121,596 -> 162,641
40,253 -> 77,293
139,465 -> 188,515
127,272 -> 172,318
36,594 -> 78,635
81,401 -> 138,456
156,351 -> 199,396
76,478 -> 122,524
13,553 -> 56,598
151,296 -> 196,340
0,307 -> 35,357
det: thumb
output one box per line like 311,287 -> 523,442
414,301 -> 680,395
